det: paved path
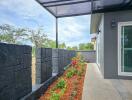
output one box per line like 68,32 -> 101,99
82,63 -> 132,100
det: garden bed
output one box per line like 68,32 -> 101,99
39,55 -> 87,100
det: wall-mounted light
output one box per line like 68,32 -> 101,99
97,29 -> 101,34
111,19 -> 116,29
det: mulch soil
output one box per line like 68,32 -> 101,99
39,64 -> 87,100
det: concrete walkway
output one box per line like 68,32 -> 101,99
82,63 -> 132,100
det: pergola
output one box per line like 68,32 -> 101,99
36,0 -> 132,48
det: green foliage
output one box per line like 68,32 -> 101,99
45,39 -> 56,48
50,92 -> 60,100
79,43 -> 94,50
50,78 -> 67,100
77,70 -> 82,76
67,46 -> 73,50
69,90 -> 77,100
81,65 -> 85,72
71,46 -> 78,50
0,24 -> 94,52
28,27 -> 48,48
71,90 -> 77,97
66,71 -> 73,78
66,68 -> 78,78
56,78 -> 66,89
76,64 -> 85,77
69,96 -> 74,100
67,46 -> 78,50
59,42 -> 66,49
0,24 -> 28,44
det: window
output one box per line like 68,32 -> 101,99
118,22 -> 132,76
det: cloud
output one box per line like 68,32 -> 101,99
58,15 -> 91,46
0,0 -> 56,38
0,0 -> 45,17
0,0 -> 91,46
0,0 -> 55,26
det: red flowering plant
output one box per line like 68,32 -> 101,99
71,58 -> 78,66
71,55 -> 81,67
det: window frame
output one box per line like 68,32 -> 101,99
118,21 -> 132,76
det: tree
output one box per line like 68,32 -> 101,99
59,42 -> 66,49
28,28 -> 47,48
0,24 -> 94,51
27,27 -> 48,56
71,46 -> 78,50
0,24 -> 28,44
79,43 -> 86,50
85,43 -> 94,50
67,46 -> 72,50
0,24 -> 48,48
45,39 -> 56,48
66,46 -> 78,50
79,43 -> 94,50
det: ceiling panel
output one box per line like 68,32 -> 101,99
36,0 -> 132,18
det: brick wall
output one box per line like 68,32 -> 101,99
0,43 -> 32,100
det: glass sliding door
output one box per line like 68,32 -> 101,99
118,22 -> 132,76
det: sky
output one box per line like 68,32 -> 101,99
0,0 -> 91,46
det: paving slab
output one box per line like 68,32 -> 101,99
82,63 -> 122,100
110,79 -> 132,100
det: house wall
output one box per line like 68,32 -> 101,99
103,10 -> 132,79
96,15 -> 105,76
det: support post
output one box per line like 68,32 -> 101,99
56,18 -> 58,48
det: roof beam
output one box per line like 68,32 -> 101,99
56,12 -> 91,18
36,0 -> 56,17
93,5 -> 132,14
92,0 -> 132,13
44,0 -> 91,7
40,0 -> 73,4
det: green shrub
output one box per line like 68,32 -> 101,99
71,90 -> 77,97
50,86 -> 57,92
56,78 -> 66,89
66,68 -> 78,78
77,70 -> 82,76
69,96 -> 74,100
81,66 -> 85,72
66,71 -> 73,78
69,90 -> 77,100
50,92 -> 60,100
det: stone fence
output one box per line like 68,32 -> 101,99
77,50 -> 96,63
52,49 -> 76,74
0,43 -> 97,100
36,48 -> 76,84
0,43 -> 32,100
0,43 -> 76,100
36,48 -> 52,84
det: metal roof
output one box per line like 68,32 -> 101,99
36,0 -> 132,18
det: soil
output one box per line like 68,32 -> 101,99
39,64 -> 87,100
